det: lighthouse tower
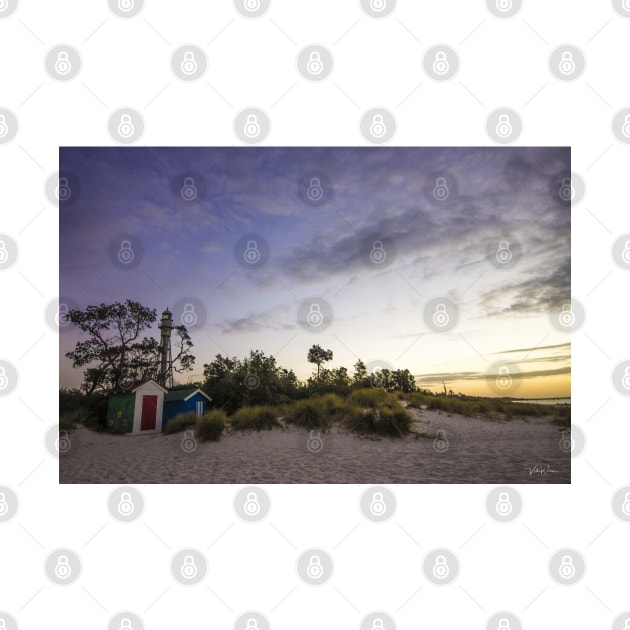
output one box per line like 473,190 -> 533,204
158,308 -> 173,388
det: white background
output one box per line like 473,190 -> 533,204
1,0 -> 629,628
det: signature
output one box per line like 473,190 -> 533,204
524,464 -> 559,477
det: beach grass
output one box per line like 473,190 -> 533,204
230,405 -> 283,431
164,411 -> 198,434
196,410 -> 226,442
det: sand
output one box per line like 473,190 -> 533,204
59,404 -> 570,484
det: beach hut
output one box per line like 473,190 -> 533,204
162,388 -> 213,431
106,380 -> 167,435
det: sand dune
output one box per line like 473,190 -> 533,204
60,406 -> 569,484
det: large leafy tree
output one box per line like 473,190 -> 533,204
65,300 -> 195,393
307,344 -> 333,379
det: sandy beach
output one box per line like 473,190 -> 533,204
60,405 -> 569,484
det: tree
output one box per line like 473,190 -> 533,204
65,300 -> 195,392
307,344 -> 333,380
352,359 -> 369,388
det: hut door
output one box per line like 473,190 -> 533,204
196,400 -> 204,416
140,395 -> 158,430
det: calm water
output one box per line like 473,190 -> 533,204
512,398 -> 571,406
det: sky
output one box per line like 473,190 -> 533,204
59,146 -> 571,398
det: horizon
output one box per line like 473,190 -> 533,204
59,146 -> 571,399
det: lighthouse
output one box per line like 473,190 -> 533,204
158,308 -> 173,388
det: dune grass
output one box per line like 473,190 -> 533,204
230,405 -> 282,431
196,410 -> 227,442
164,410 -> 226,441
164,411 -> 198,434
405,392 -> 571,421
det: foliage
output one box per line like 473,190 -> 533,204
196,411 -> 226,442
164,411 -> 198,434
283,397 -> 333,431
64,300 -> 195,393
405,392 -> 571,421
59,388 -> 108,431
343,402 -> 413,437
202,350 -> 300,413
230,405 -> 282,431
307,344 -> 333,379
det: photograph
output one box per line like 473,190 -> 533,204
58,145 -> 571,483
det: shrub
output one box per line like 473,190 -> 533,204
343,400 -> 412,437
230,405 -> 282,431
164,411 -> 197,434
59,409 -> 81,431
283,399 -> 331,431
348,388 -> 392,408
196,410 -> 226,442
